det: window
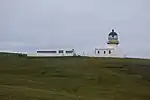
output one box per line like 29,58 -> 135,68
59,50 -> 64,53
104,51 -> 106,54
109,50 -> 111,54
66,50 -> 73,53
97,51 -> 100,54
37,51 -> 57,53
108,35 -> 118,40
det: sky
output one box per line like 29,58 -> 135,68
0,0 -> 150,58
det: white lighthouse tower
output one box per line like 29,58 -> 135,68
94,29 -> 120,58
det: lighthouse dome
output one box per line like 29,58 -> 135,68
109,29 -> 118,37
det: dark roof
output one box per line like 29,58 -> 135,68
109,29 -> 118,36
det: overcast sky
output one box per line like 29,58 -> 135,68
0,0 -> 150,58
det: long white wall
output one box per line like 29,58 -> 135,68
27,49 -> 75,57
36,53 -> 74,57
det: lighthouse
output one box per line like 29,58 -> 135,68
107,29 -> 119,49
94,29 -> 121,58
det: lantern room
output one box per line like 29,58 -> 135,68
107,29 -> 119,45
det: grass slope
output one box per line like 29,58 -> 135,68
0,53 -> 150,100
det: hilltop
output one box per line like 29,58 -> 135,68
0,53 -> 150,100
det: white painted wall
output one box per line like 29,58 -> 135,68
93,48 -> 120,58
36,53 -> 74,57
107,44 -> 118,49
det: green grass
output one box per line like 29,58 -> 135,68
0,53 -> 150,100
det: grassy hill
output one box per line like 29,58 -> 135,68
0,53 -> 150,100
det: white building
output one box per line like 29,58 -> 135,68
27,49 -> 76,57
93,29 -> 121,58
